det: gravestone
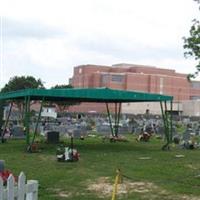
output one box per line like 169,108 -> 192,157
96,123 -> 111,135
157,125 -> 165,135
11,126 -> 25,139
118,125 -> 129,134
72,129 -> 81,138
133,126 -> 143,135
173,135 -> 180,144
183,131 -> 192,141
47,131 -> 59,143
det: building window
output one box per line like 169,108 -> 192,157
111,75 -> 123,83
101,74 -> 110,83
191,82 -> 200,89
190,96 -> 200,100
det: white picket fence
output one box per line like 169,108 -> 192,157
0,172 -> 38,200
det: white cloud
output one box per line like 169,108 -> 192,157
0,0 -> 199,88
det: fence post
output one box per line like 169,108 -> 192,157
0,177 -> 3,200
7,175 -> 15,200
26,180 -> 39,200
0,172 -> 38,200
18,172 -> 26,200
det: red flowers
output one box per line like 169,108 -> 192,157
0,170 -> 17,185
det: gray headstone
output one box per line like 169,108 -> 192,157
157,126 -> 165,136
73,129 -> 81,138
47,131 -> 59,143
11,126 -> 25,139
182,128 -> 193,141
96,123 -> 111,135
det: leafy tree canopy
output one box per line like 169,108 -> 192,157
51,84 -> 73,89
183,0 -> 200,79
1,76 -> 44,93
51,84 -> 78,111
0,76 -> 45,126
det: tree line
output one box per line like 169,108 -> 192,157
0,75 -> 75,129
183,0 -> 200,80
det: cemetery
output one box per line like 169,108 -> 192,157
1,88 -> 200,199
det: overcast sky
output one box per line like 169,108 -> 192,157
0,0 -> 199,88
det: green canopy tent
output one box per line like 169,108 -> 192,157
0,87 -> 173,150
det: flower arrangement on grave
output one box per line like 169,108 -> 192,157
0,170 -> 18,185
56,145 -> 80,162
0,161 -> 18,185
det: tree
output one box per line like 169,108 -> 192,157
183,0 -> 200,79
51,84 -> 78,111
52,84 -> 73,90
0,76 -> 45,125
1,76 -> 44,93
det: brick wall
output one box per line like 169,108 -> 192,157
70,63 -> 200,113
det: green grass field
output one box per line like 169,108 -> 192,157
1,135 -> 200,200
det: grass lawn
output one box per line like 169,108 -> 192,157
1,135 -> 200,200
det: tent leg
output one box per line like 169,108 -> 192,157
160,101 -> 166,130
21,101 -> 25,125
114,103 -> 117,137
25,96 -> 31,147
115,103 -> 121,138
23,97 -> 27,129
160,101 -> 170,150
164,101 -> 170,143
106,103 -> 114,137
30,97 -> 44,150
70,136 -> 74,162
1,102 -> 13,143
170,101 -> 173,143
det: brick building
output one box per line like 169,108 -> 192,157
69,63 -> 200,114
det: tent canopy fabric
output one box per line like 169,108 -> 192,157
0,87 -> 173,150
0,87 -> 173,102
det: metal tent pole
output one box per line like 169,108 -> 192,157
1,102 -> 13,143
160,101 -> 169,150
25,96 -> 31,146
70,136 -> 74,162
106,103 -> 114,137
24,96 -> 28,145
115,103 -> 121,138
164,101 -> 170,142
114,103 -> 117,137
170,100 -> 173,143
30,97 -> 44,148
23,97 -> 27,129
21,101 -> 25,125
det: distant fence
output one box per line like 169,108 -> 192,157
0,172 -> 38,200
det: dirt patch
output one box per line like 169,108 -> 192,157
47,188 -> 72,198
38,154 -> 55,161
87,177 -> 112,197
186,164 -> 198,170
58,191 -> 71,198
127,182 -> 158,193
180,194 -> 200,200
87,177 -> 200,200
48,178 -> 200,199
47,187 -> 61,193
87,177 -> 158,198
142,193 -> 200,200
